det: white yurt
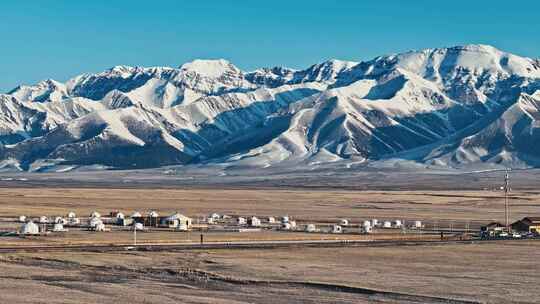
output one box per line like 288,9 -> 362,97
289,220 -> 297,229
210,213 -> 220,220
281,216 -> 290,224
21,221 -> 39,235
249,216 -> 261,227
371,219 -> 379,227
362,225 -> 373,234
268,216 -> 276,224
67,211 -> 76,218
68,217 -> 81,225
116,212 -> 125,220
53,223 -> 68,232
131,211 -> 142,218
55,217 -> 68,225
383,221 -> 392,228
339,219 -> 349,226
39,216 -> 49,224
332,225 -> 343,233
305,224 -> 317,232
90,211 -> 101,218
414,220 -> 423,228
18,215 -> 27,223
207,217 -> 215,224
89,217 -> 103,228
221,214 -> 231,219
394,220 -> 403,228
94,222 -> 106,232
237,217 -> 246,225
281,222 -> 292,230
149,211 -> 159,218
134,222 -> 144,230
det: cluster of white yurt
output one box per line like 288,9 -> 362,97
20,221 -> 39,235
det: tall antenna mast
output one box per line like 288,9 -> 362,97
504,168 -> 510,231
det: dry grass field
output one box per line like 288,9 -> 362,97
1,187 -> 540,223
0,240 -> 538,303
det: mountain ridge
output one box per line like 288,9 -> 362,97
1,44 -> 539,172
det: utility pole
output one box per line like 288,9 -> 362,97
504,168 -> 510,232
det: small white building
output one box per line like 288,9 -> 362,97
20,221 -> 39,235
339,219 -> 349,226
39,216 -> 49,224
413,220 -> 423,229
207,217 -> 215,224
363,220 -> 371,228
371,219 -> 379,227
160,213 -> 192,229
237,217 -> 247,225
305,224 -> 317,232
332,225 -> 343,233
18,215 -> 27,223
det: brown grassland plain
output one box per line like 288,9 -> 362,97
0,187 -> 539,303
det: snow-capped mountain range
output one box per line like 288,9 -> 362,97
1,44 -> 539,172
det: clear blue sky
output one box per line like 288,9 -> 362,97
1,0 -> 538,92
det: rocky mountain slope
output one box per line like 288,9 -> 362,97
1,44 -> 539,171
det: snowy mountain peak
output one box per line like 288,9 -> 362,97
179,59 -> 241,78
